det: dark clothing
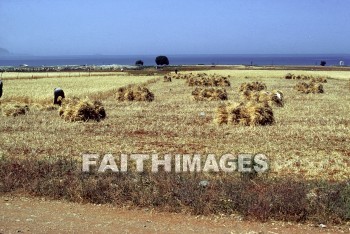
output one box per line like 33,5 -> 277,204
54,88 -> 65,105
0,80 -> 3,98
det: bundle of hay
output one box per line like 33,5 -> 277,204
215,102 -> 274,126
285,73 -> 308,80
117,85 -> 154,102
285,73 -> 327,83
294,81 -> 324,94
240,90 -> 284,107
294,82 -> 309,93
192,88 -> 228,101
311,77 -> 327,83
212,76 -> 231,86
187,76 -> 230,87
172,73 -> 192,80
163,75 -> 172,82
309,82 -> 324,93
285,73 -> 294,79
2,104 -> 29,117
59,97 -> 106,122
239,81 -> 267,92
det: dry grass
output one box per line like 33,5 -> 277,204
294,81 -> 324,94
0,74 -> 156,102
58,97 -> 106,122
116,85 -> 155,102
1,158 -> 350,223
1,70 -> 349,181
192,88 -> 228,101
1,69 -> 350,222
215,101 -> 274,126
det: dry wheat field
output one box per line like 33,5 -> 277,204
0,68 -> 350,222
1,69 -> 349,180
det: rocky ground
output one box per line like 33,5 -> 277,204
1,195 -> 348,234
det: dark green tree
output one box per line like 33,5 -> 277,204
135,60 -> 144,66
155,56 -> 169,66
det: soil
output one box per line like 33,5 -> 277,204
1,195 -> 348,233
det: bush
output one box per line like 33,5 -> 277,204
1,157 -> 349,224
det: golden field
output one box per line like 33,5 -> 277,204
0,69 -> 349,181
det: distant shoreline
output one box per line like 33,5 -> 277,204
1,64 -> 350,73
0,54 -> 349,67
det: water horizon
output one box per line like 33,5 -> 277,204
0,54 -> 349,67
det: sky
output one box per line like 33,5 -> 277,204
1,0 -> 350,56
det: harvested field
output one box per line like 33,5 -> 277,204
192,87 -> 228,101
1,69 -> 350,224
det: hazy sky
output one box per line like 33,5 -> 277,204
1,0 -> 349,56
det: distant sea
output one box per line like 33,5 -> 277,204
0,54 -> 349,67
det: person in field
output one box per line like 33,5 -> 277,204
0,80 -> 3,98
53,87 -> 65,105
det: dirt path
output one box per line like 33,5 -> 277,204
0,195 -> 348,234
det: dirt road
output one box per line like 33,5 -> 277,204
0,196 -> 348,233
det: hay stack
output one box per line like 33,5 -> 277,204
309,82 -> 324,93
59,98 -> 106,122
294,81 -> 324,94
117,85 -> 154,102
311,77 -> 327,83
163,75 -> 172,82
192,88 -> 228,101
285,73 -> 293,79
187,76 -> 230,87
239,81 -> 267,92
240,90 -> 284,107
2,104 -> 29,117
270,90 -> 284,107
215,102 -> 274,126
212,76 -> 231,86
285,73 -> 327,83
172,73 -> 192,80
294,82 -> 309,93
215,104 -> 229,124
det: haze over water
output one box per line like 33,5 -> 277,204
0,54 -> 348,67
1,1 -> 349,57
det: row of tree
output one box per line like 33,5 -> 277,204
135,55 -> 169,66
